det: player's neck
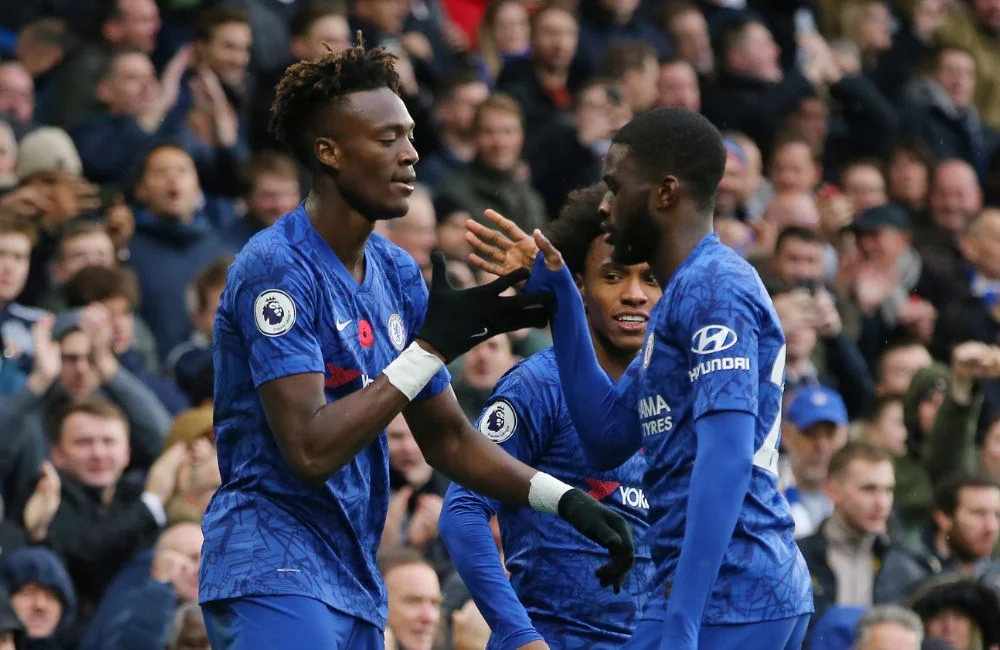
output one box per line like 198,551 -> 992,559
653,217 -> 713,287
591,327 -> 630,381
306,189 -> 374,283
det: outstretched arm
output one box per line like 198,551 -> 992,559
405,387 -> 634,591
438,485 -> 543,650
525,233 -> 643,469
660,411 -> 755,647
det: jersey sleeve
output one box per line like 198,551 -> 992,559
473,359 -> 555,467
397,250 -> 451,401
228,242 -> 325,388
675,263 -> 762,420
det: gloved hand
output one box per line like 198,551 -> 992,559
557,488 -> 635,593
417,252 -> 551,362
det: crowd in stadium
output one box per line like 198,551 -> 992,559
0,0 -> 999,648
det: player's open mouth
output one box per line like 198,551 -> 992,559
614,313 -> 648,332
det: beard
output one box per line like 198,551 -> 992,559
610,203 -> 661,266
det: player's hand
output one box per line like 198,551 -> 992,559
465,209 -> 539,277
556,489 -> 634,593
417,252 -> 552,363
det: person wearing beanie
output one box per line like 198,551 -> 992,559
910,575 -> 1000,650
895,342 -> 1000,531
0,547 -> 76,650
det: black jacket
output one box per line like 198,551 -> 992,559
45,475 -> 160,631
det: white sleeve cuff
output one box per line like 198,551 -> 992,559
528,472 -> 573,515
141,492 -> 167,527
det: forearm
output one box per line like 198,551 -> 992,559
663,411 -> 754,643
289,376 -> 412,486
924,378 -> 982,483
527,258 -> 641,468
439,486 -> 541,648
420,419 -> 535,505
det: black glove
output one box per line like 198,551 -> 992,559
557,488 -> 635,593
417,252 -> 552,362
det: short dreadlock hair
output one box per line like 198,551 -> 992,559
270,39 -> 400,169
544,182 -> 609,277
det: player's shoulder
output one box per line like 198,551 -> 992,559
491,347 -> 560,401
679,235 -> 768,301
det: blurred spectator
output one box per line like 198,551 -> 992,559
220,152 -> 300,251
863,396 -> 908,459
887,141 -> 934,215
781,386 -> 848,538
165,257 -> 228,383
526,78 -> 629,217
63,265 -> 190,414
72,47 -> 188,188
45,399 -> 187,630
851,604 -> 924,650
46,0 -> 162,131
798,442 -> 894,624
781,385 -> 850,538
382,414 -> 451,578
381,184 -> 437,280
93,522 -> 202,650
433,195 -> 473,263
435,94 -> 546,232
0,547 -> 76,650
248,1 -> 351,151
661,1 -> 712,77
703,17 -> 824,161
476,0 -> 531,81
165,7 -> 252,200
78,522 -> 201,650
0,62 -> 35,132
452,333 -> 516,420
162,410 -> 218,525
770,132 -> 822,195
0,587 -> 24,650
416,70 -> 489,188
39,222 -> 116,311
840,159 -> 888,215
575,0 -> 671,70
657,58 -> 700,112
934,0 -> 1000,129
915,159 -> 983,294
905,46 -> 999,188
876,474 -> 1000,604
850,204 -> 948,363
596,39 -> 658,115
0,122 -> 14,190
874,340 -> 932,399
128,144 -> 231,359
909,576 -> 1000,650
0,216 -> 46,397
165,602 -> 209,650
379,547 -> 442,650
495,5 -> 582,139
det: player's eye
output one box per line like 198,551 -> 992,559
604,273 -> 622,282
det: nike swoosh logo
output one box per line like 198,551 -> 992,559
471,328 -> 489,338
336,319 -> 352,331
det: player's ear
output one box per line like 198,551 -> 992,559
314,137 -> 341,172
654,175 -> 679,211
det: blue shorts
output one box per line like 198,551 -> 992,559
202,595 -> 383,650
623,615 -> 810,650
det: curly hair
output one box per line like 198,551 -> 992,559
270,38 -> 400,168
543,182 -> 609,277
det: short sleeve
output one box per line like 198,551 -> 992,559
228,243 -> 325,388
473,361 -> 554,467
397,251 -> 450,401
674,268 -> 761,420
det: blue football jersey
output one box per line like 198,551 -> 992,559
459,348 -> 653,648
199,206 -> 451,629
636,233 -> 812,624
